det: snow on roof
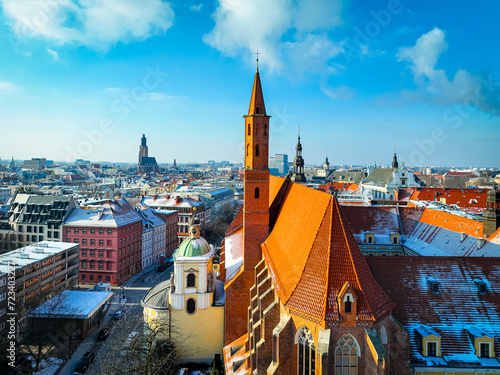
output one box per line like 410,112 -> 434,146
64,198 -> 141,228
416,324 -> 440,337
0,241 -> 77,273
139,208 -> 166,228
224,229 -> 243,282
28,290 -> 112,319
367,256 -> 500,367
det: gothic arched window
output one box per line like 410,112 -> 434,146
255,188 -> 260,199
248,124 -> 251,136
335,334 -> 359,375
297,327 -> 315,375
246,144 -> 249,157
255,144 -> 260,156
187,273 -> 196,287
264,124 -> 267,136
186,298 -> 196,314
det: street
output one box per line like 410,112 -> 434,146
66,264 -> 174,375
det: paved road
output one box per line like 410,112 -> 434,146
86,265 -> 173,375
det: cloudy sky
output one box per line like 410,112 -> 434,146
0,0 -> 498,167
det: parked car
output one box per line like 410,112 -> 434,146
97,327 -> 110,341
73,351 -> 95,374
113,310 -> 125,320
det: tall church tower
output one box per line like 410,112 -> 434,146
139,134 -> 148,163
291,131 -> 307,184
392,147 -> 399,171
243,61 -> 270,271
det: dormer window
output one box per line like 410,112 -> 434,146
428,278 -> 439,294
466,325 -> 494,358
416,325 -> 441,357
365,233 -> 374,244
474,279 -> 487,295
427,342 -> 437,356
345,296 -> 352,314
480,342 -> 491,358
391,233 -> 400,244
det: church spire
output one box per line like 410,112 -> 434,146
247,57 -> 266,116
291,130 -> 307,184
392,146 -> 399,171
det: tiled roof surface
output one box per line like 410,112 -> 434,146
366,256 -> 500,366
410,188 -> 488,212
340,205 -> 423,244
405,220 -> 500,257
225,206 -> 243,237
419,208 -> 483,238
262,178 -> 394,322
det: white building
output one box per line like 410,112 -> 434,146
138,208 -> 166,267
0,188 -> 11,204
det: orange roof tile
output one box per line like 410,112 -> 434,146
419,208 -> 483,238
262,179 -> 394,322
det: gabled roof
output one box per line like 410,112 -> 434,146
362,168 -> 394,186
261,177 -> 394,322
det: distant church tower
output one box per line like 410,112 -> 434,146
291,131 -> 307,184
324,155 -> 330,171
139,134 -> 148,162
243,58 -> 270,271
483,186 -> 500,237
392,147 -> 399,171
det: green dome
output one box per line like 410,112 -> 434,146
174,236 -> 211,258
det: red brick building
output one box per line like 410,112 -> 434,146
63,198 -> 142,285
220,67 -> 411,374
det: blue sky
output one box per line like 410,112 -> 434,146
0,0 -> 498,168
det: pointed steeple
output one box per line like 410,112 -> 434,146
291,130 -> 307,184
247,60 -> 266,116
392,146 -> 399,171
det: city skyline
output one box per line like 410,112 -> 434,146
0,0 -> 499,167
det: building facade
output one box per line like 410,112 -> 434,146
0,241 -> 79,331
63,199 -> 142,285
7,194 -> 78,246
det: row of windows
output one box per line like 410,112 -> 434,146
81,261 -> 112,270
74,238 -> 111,246
67,228 -> 112,235
81,273 -> 111,283
82,249 -> 113,258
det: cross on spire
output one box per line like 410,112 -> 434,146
255,51 -> 260,71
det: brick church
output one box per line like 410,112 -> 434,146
220,65 -> 410,374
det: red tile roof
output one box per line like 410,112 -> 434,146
261,177 -> 394,322
410,188 -> 488,212
420,208 -> 483,238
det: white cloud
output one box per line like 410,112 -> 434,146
189,3 -> 203,12
1,0 -> 174,50
46,48 -> 60,62
104,87 -> 182,101
204,0 -> 344,72
396,27 -> 500,115
321,84 -> 355,100
397,27 -> 447,79
0,81 -> 20,95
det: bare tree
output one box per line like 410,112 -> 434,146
102,316 -> 198,375
18,292 -> 81,372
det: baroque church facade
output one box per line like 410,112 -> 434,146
221,67 -> 410,374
